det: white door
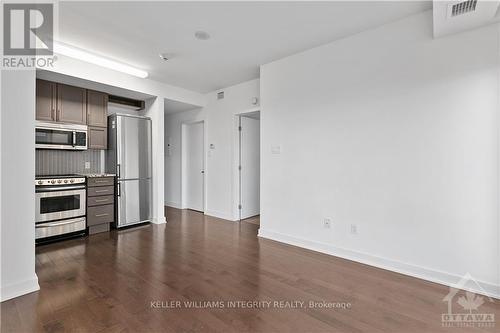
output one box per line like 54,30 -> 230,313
184,122 -> 204,211
240,116 -> 260,219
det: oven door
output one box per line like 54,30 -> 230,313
35,186 -> 86,223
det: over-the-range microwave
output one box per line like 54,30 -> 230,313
35,121 -> 88,150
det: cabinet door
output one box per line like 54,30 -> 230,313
36,80 -> 56,121
87,90 -> 108,127
57,84 -> 87,124
88,126 -> 107,149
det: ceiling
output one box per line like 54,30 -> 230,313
164,98 -> 200,114
59,1 -> 432,93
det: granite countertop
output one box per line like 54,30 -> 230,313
79,173 -> 116,178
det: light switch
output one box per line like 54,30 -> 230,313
85,162 -> 91,169
271,145 -> 281,154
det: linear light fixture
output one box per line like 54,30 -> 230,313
53,42 -> 148,78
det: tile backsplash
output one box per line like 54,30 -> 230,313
36,150 -> 102,175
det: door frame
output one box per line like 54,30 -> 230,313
232,108 -> 260,221
181,120 -> 206,212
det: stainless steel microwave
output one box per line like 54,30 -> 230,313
35,122 -> 88,150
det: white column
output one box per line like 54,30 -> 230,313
143,97 -> 166,224
1,70 -> 40,301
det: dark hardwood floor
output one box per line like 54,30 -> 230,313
241,215 -> 260,226
1,207 -> 499,332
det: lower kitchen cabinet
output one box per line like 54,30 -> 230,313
87,204 -> 114,226
87,176 -> 115,234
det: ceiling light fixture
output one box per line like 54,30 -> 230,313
53,42 -> 148,78
194,31 -> 210,41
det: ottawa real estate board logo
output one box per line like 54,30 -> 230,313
441,273 -> 496,328
2,2 -> 54,68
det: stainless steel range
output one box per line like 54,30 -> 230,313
35,175 -> 87,241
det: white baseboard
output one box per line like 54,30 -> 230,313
151,216 -> 167,224
165,201 -> 182,209
205,210 -> 238,222
1,275 -> 39,302
258,229 -> 500,299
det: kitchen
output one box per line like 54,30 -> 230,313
34,78 -> 152,243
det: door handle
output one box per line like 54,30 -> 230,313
117,164 -> 121,178
95,213 -> 110,217
117,182 -> 121,197
201,170 -> 205,174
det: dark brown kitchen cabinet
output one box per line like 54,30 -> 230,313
88,126 -> 107,149
87,176 -> 115,234
36,79 -> 109,149
57,84 -> 87,124
87,90 -> 108,127
36,79 -> 57,121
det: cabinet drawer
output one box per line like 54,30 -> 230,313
88,177 -> 114,187
88,186 -> 114,197
87,204 -> 114,226
87,195 -> 114,207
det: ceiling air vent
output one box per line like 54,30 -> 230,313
450,0 -> 477,17
217,91 -> 224,100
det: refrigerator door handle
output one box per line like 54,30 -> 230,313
117,164 -> 121,178
117,182 -> 121,197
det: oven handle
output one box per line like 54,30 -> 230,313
36,185 -> 86,192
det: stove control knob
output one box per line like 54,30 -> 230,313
70,179 -> 74,183
38,181 -> 43,185
57,180 -> 62,183
50,180 -> 56,184
64,180 -> 68,183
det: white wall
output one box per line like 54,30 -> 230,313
164,108 -> 205,208
164,80 -> 259,220
260,11 -> 500,297
1,70 -> 40,301
204,80 -> 260,220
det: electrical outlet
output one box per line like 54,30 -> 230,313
323,218 -> 332,229
350,224 -> 358,235
85,162 -> 91,169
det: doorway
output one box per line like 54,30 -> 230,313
181,121 -> 204,212
238,112 -> 260,223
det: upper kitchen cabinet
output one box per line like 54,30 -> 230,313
36,79 -> 57,122
57,84 -> 87,125
87,90 -> 108,128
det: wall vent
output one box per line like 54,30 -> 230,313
108,95 -> 145,111
450,0 -> 477,17
217,91 -> 224,100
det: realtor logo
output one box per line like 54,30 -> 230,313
3,3 -> 53,55
442,273 -> 495,328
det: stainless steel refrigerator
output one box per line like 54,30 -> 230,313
107,114 -> 152,228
